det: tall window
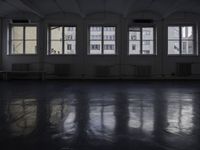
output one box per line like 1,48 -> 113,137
10,25 -> 37,54
48,26 -> 76,55
89,26 -> 116,55
168,26 -> 195,55
129,27 -> 155,55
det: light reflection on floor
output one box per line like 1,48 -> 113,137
0,81 -> 199,150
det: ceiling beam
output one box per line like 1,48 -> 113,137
163,0 -> 189,17
20,0 -> 44,18
74,0 -> 85,17
124,0 -> 138,16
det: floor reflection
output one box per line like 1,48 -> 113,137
0,81 -> 199,150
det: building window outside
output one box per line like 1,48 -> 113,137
168,26 -> 195,55
89,26 -> 116,55
129,27 -> 155,55
10,25 -> 37,55
49,26 -> 76,55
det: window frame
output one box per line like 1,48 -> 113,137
9,24 -> 38,55
47,25 -> 77,55
128,25 -> 157,56
87,25 -> 117,55
167,24 -> 197,56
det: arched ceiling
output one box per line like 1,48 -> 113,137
0,0 -> 200,18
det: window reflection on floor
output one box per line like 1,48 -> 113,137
167,91 -> 194,134
129,100 -> 154,133
89,93 -> 115,140
128,90 -> 154,133
50,98 -> 76,137
7,99 -> 37,136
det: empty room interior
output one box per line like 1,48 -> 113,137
0,0 -> 200,150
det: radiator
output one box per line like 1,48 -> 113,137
134,65 -> 152,77
95,66 -> 111,77
54,64 -> 70,76
12,64 -> 30,71
176,63 -> 191,77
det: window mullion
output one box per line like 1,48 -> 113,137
180,26 -> 182,55
140,27 -> 143,54
62,26 -> 65,54
49,27 -> 51,55
102,27 -> 104,54
23,26 -> 26,54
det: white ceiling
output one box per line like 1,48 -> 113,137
0,0 -> 200,18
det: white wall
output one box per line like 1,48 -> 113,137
1,11 -> 200,79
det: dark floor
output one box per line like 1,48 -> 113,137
0,80 -> 199,150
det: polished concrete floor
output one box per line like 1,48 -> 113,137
0,80 -> 199,150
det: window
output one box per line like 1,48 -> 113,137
10,25 -> 37,54
168,26 -> 195,55
89,26 -> 116,55
48,26 -> 76,55
129,27 -> 155,55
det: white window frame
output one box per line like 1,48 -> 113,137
48,25 -> 77,55
9,24 -> 38,55
167,24 -> 197,56
128,26 -> 156,55
88,25 -> 117,55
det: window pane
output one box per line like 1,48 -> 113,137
168,40 -> 180,54
168,27 -> 180,39
50,41 -> 62,54
142,27 -> 153,40
129,31 -> 140,40
142,40 -> 154,54
182,40 -> 194,54
11,40 -> 23,54
51,26 -> 63,40
89,26 -> 102,54
182,26 -> 193,39
64,27 -> 76,40
64,41 -> 76,54
129,41 -> 140,54
25,27 -> 37,40
64,27 -> 76,54
129,28 -> 141,55
11,27 -> 23,40
25,41 -> 37,54
103,27 -> 116,54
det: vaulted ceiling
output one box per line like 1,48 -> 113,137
0,0 -> 200,18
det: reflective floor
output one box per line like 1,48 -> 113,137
0,81 -> 199,150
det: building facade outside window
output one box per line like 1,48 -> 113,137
89,26 -> 116,55
129,27 -> 155,55
168,25 -> 195,55
9,25 -> 37,55
48,26 -> 76,55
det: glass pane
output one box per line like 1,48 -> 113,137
25,41 -> 37,54
129,41 -> 140,54
182,26 -> 193,39
11,26 -> 23,40
142,40 -> 154,54
182,40 -> 194,54
11,40 -> 23,54
103,27 -> 115,54
89,26 -> 102,54
168,27 -> 180,39
50,26 -> 63,40
64,27 -> 76,40
142,27 -> 153,40
50,41 -> 62,54
129,31 -> 140,40
168,40 -> 180,54
25,27 -> 37,40
103,41 -> 115,54
64,41 -> 76,54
